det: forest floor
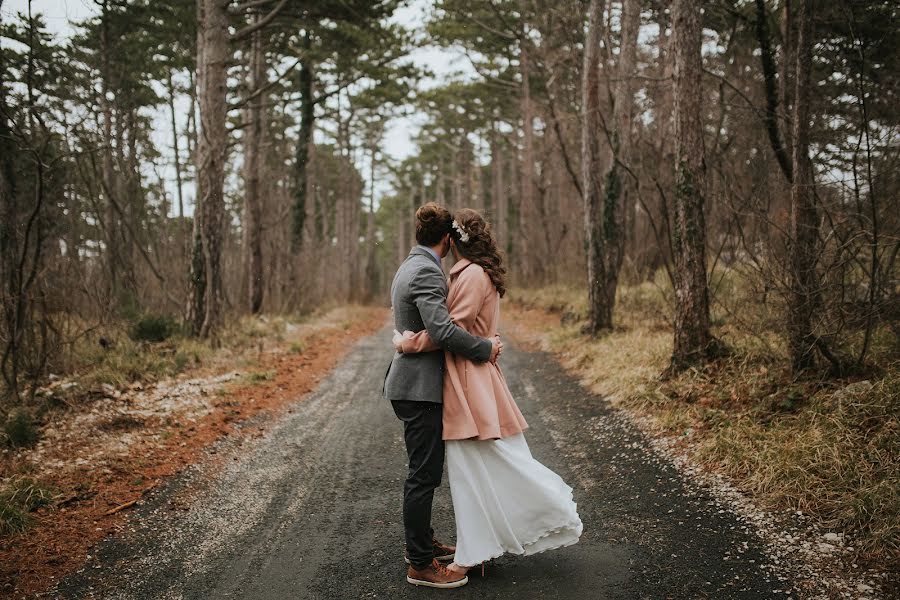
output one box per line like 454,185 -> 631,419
0,305 -> 387,598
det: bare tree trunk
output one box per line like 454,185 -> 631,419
600,0 -> 641,327
187,215 -> 206,333
519,15 -> 540,281
291,31 -> 314,251
396,193 -> 408,266
779,0 -> 795,157
242,22 -> 265,315
754,0 -> 793,182
349,169 -> 362,301
167,73 -> 185,221
364,132 -> 380,301
787,0 -> 820,371
193,0 -> 229,340
169,73 -> 184,221
647,3 -> 676,282
187,68 -> 198,161
0,40 -> 20,399
669,0 -> 714,370
435,168 -> 445,205
166,71 -> 190,269
488,127 -> 500,223
497,143 -> 509,252
582,0 -> 608,335
186,0 -> 206,333
99,0 -> 121,305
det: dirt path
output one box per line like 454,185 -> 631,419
53,324 -> 790,599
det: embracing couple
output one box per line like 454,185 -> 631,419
383,203 -> 583,589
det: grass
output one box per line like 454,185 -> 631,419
245,370 -> 274,384
508,277 -> 900,568
3,408 -> 38,448
70,335 -> 213,392
0,478 -> 56,536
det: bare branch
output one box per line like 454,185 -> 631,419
229,0 -> 290,42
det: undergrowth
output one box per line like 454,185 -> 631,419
0,478 -> 56,536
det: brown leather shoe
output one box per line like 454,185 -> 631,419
404,538 -> 456,563
406,558 -> 468,589
432,538 -> 456,561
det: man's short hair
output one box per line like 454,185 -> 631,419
415,202 -> 452,246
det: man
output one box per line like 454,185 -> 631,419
384,203 -> 502,589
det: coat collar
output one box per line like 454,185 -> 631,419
449,257 -> 473,276
409,246 -> 441,266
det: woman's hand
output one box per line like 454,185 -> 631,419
392,330 -> 417,352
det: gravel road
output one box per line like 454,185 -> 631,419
54,324 -> 791,599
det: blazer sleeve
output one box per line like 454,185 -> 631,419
408,266 -> 492,363
401,266 -> 489,354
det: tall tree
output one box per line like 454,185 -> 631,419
582,0 -> 607,335
191,0 -> 288,338
242,16 -> 266,315
594,0 -> 642,331
787,0 -> 820,370
669,0 -> 714,370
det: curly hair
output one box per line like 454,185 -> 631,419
449,208 -> 507,297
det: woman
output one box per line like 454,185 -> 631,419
393,208 -> 582,574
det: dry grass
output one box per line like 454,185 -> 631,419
506,280 -> 899,569
0,478 -> 56,536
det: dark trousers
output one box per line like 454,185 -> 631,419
391,400 -> 444,569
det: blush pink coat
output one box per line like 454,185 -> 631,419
400,258 -> 528,441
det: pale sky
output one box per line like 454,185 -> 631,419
2,0 -> 474,214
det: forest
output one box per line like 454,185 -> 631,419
0,0 -> 897,596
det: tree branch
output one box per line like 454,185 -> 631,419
229,0 -> 276,15
229,0 -> 290,42
754,0 -> 793,182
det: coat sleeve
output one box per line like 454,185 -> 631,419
399,329 -> 440,353
401,265 -> 490,354
408,265 -> 492,362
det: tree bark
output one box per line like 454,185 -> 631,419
600,0 -> 641,327
291,31 -> 314,252
193,0 -> 229,340
787,0 -> 819,371
754,0 -> 792,182
166,73 -> 185,222
670,0 -> 714,370
99,0 -> 121,305
582,0 -> 607,335
0,39 -> 20,398
242,20 -> 265,314
364,130 -> 380,301
519,13 -> 540,281
779,0 -> 794,157
493,134 -> 509,252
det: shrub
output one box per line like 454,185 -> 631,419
0,503 -> 29,536
130,314 -> 177,343
0,478 -> 56,537
3,408 -> 37,448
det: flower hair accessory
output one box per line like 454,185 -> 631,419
452,220 -> 470,243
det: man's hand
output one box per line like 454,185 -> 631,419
489,335 -> 504,363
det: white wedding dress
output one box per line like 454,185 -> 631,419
446,432 -> 583,567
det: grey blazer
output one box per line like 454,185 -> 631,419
383,247 -> 492,403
